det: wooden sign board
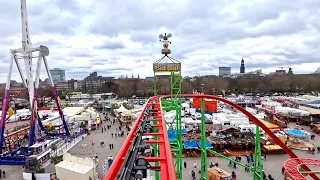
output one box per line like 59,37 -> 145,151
153,63 -> 181,73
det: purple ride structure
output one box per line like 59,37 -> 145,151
0,0 -> 70,164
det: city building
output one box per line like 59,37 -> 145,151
55,81 -> 69,91
219,67 -> 231,77
50,68 -> 66,83
240,58 -> 245,73
274,70 -> 287,75
287,68 -> 294,75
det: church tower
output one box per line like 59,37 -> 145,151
240,58 -> 245,73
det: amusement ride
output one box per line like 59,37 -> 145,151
0,0 -> 70,164
104,34 -> 320,180
0,1 -> 319,180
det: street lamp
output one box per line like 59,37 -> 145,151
212,88 -> 216,95
201,84 -> 204,94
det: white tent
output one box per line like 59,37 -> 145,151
116,105 -> 129,113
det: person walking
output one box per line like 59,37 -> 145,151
107,154 -> 114,168
184,161 -> 187,169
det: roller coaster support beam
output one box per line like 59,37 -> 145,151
103,97 -> 176,180
200,99 -> 208,180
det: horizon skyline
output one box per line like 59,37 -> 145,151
0,0 -> 319,83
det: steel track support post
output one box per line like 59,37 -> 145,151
153,71 -> 160,180
153,109 -> 160,180
170,71 -> 182,179
253,125 -> 263,180
175,104 -> 182,179
200,99 -> 208,180
153,73 -> 157,96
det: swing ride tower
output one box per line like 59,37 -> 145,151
0,0 -> 70,155
153,33 -> 183,180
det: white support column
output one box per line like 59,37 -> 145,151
34,52 -> 42,89
23,53 -> 34,108
43,56 -> 55,87
5,51 -> 15,90
20,0 -> 34,108
14,57 -> 27,88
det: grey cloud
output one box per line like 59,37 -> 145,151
32,14 -> 81,35
1,0 -> 320,81
69,50 -> 96,58
89,0 -> 226,37
236,0 -> 320,25
94,40 -> 125,50
91,58 -> 120,66
33,39 -> 64,47
130,31 -> 157,44
0,1 -> 83,37
245,13 -> 307,37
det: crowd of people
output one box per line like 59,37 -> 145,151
0,169 -> 6,179
183,152 -> 279,180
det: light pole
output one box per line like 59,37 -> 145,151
212,88 -> 216,95
201,84 -> 204,93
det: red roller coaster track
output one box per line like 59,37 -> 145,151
284,158 -> 320,180
103,94 -> 319,180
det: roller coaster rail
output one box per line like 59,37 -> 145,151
104,94 -> 319,180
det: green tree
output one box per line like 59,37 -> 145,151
123,103 -> 134,110
0,88 -> 4,98
38,87 -> 52,97
111,103 -> 120,110
51,156 -> 63,165
62,90 -> 75,101
50,144 -> 57,156
24,157 -> 45,173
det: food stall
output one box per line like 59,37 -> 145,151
208,167 -> 231,180
262,144 -> 285,154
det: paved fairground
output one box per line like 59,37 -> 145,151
64,111 -> 320,180
66,110 -> 129,178
1,111 -> 320,180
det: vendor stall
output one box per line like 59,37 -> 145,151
286,129 -> 314,150
182,141 -> 200,157
262,144 -> 285,154
208,167 -> 231,180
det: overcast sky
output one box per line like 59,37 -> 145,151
0,0 -> 319,82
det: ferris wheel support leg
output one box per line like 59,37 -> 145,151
0,51 -> 15,154
43,56 -> 70,136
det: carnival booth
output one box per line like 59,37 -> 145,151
193,95 -> 218,114
286,129 -> 314,150
183,141 -> 199,157
209,128 -> 255,153
115,105 -> 136,126
260,119 -> 280,130
260,137 -> 285,154
208,167 -> 232,180
3,125 -> 30,153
